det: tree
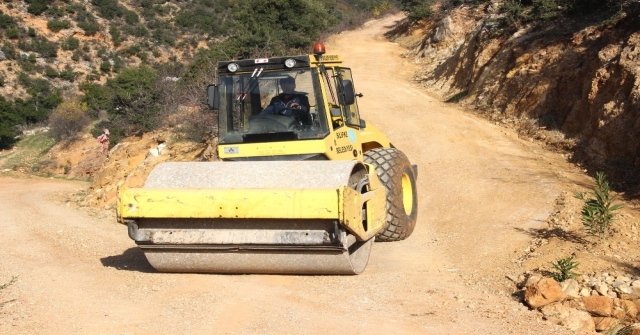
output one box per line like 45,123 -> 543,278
230,0 -> 332,57
80,82 -> 113,117
48,99 -> 90,140
0,96 -> 22,148
106,65 -> 161,131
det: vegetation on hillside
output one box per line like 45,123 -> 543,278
399,0 -> 632,28
0,0 -> 394,149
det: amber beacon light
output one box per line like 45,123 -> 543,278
313,42 -> 326,55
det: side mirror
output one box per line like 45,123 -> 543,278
206,84 -> 219,110
359,118 -> 366,128
342,80 -> 355,105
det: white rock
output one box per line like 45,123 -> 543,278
148,148 -> 160,157
596,283 -> 609,296
157,143 -> 167,154
616,275 -> 631,282
615,285 -> 632,294
580,288 -> 591,297
561,279 -> 581,298
613,280 -> 627,288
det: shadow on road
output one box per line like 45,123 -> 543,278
514,227 -> 590,245
100,247 -> 156,273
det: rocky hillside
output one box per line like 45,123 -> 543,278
390,1 -> 640,196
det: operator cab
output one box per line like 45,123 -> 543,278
212,66 -> 330,144
207,45 -> 364,145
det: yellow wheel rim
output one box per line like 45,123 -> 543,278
401,172 -> 414,215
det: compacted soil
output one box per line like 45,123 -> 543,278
0,14 -> 603,335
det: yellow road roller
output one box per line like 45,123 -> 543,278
117,43 -> 418,274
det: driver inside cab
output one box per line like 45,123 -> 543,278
260,76 -> 311,125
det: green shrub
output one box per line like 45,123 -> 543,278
229,0 -> 333,57
61,36 -> 80,51
152,28 -> 175,46
100,61 -> 111,73
27,0 -> 50,15
124,9 -> 139,24
85,71 -> 102,82
48,99 -> 90,140
123,44 -> 141,57
6,27 -> 18,39
78,21 -> 100,36
177,108 -> 216,142
0,96 -> 22,149
59,68 -> 77,82
106,65 -> 161,131
80,82 -> 112,117
19,37 -> 59,58
125,24 -> 148,37
0,10 -> 15,28
575,172 -> 623,239
400,0 -> 435,21
46,5 -> 64,18
75,8 -> 100,36
18,55 -> 38,72
499,0 -> 529,27
47,19 -> 71,32
16,73 -> 63,122
44,65 -> 58,78
109,26 -> 122,47
532,0 -> 561,21
92,0 -> 122,19
2,42 -> 16,59
549,256 -> 580,282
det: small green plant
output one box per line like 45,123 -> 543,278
63,160 -> 72,174
549,256 -> 579,282
575,172 -> 623,238
0,276 -> 17,291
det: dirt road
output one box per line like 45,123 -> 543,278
1,14 -> 588,335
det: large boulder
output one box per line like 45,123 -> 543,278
540,302 -> 595,332
593,317 -> 620,332
525,277 -> 566,309
582,295 -> 614,317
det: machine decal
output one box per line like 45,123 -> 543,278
224,147 -> 239,154
336,131 -> 348,139
348,129 -> 356,143
336,145 -> 353,154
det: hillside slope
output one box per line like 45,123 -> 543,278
391,2 -> 640,195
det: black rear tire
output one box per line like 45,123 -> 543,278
364,148 -> 417,241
